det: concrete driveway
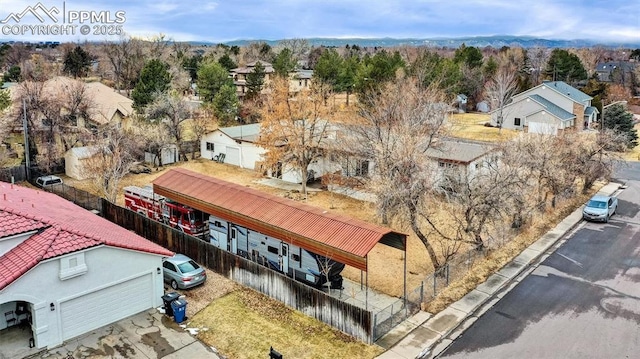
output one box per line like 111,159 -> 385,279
39,309 -> 220,359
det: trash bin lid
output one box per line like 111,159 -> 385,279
171,298 -> 187,308
162,292 -> 180,301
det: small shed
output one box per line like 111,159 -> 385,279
65,146 -> 103,180
476,101 -> 490,113
145,144 -> 179,166
456,94 -> 468,113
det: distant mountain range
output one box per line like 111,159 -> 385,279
210,36 -> 640,49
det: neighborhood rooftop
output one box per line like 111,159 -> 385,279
529,94 -> 576,120
152,168 -> 406,271
426,139 -> 495,164
0,182 -> 173,290
219,123 -> 262,142
541,81 -> 592,103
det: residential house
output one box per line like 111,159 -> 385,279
230,61 -> 275,98
230,61 -> 313,99
425,139 -> 496,187
200,123 -> 340,184
9,76 -> 134,131
595,61 -> 637,83
491,81 -> 599,135
0,183 -> 172,353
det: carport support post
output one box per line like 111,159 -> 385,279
403,249 -> 407,308
366,256 -> 369,310
360,270 -> 363,290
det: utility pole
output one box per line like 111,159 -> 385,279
22,99 -> 31,181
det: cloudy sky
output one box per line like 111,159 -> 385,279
0,0 -> 638,43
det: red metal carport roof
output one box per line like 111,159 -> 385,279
153,168 -> 406,271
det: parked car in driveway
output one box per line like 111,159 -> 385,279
583,195 -> 618,222
35,175 -> 63,189
162,254 -> 206,289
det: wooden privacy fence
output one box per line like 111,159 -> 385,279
102,200 -> 375,343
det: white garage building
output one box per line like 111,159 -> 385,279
0,183 -> 173,353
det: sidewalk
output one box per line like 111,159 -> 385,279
376,182 -> 623,359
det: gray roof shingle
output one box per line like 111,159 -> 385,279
529,94 -> 576,120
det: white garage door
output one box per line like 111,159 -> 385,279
60,274 -> 153,340
528,121 -> 558,135
225,147 -> 240,166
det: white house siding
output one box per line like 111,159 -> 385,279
200,131 -> 266,169
0,246 -> 165,349
497,84 -> 584,131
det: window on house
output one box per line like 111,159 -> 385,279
439,162 -> 445,167
514,118 -> 521,126
356,160 -> 369,177
267,246 -> 279,255
291,253 -> 301,262
206,142 -> 215,151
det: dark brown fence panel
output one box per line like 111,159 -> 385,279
0,165 -> 27,183
101,200 -> 374,343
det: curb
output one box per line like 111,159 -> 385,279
377,182 -> 623,359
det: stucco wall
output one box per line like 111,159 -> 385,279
0,246 -> 165,349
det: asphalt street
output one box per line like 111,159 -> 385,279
437,162 -> 640,359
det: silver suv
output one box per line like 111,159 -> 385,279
35,175 -> 63,188
162,254 -> 206,290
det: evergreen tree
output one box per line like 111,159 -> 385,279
273,48 -> 297,77
603,103 -> 638,149
544,49 -> 587,85
63,46 -> 92,78
245,61 -> 266,100
454,43 -> 483,68
212,84 -> 239,126
3,65 -> 21,82
131,59 -> 171,112
197,60 -> 232,103
0,89 -> 10,112
313,48 -> 342,89
217,53 -> 236,72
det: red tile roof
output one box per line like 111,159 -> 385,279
0,182 -> 173,290
153,168 -> 406,271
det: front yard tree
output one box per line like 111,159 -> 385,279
63,46 -> 92,78
603,103 -> 638,149
212,83 -> 239,126
257,77 -> 334,197
349,77 -> 450,271
132,59 -> 171,112
197,60 -> 232,103
245,61 -> 266,101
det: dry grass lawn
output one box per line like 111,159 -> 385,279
448,113 -> 519,142
189,288 -> 384,359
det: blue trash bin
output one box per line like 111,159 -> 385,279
171,299 -> 187,323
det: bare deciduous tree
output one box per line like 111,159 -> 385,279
347,77 -> 451,271
257,77 -> 335,197
145,92 -> 191,158
485,65 -> 518,130
82,125 -> 136,202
